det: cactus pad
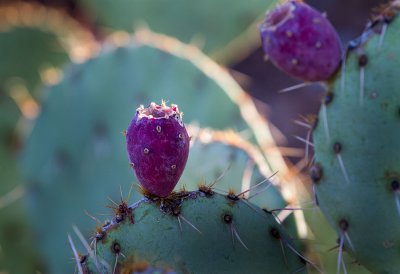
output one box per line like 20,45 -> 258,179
80,191 -> 307,274
312,4 -> 400,273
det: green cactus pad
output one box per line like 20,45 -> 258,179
312,6 -> 400,273
303,208 -> 371,274
80,191 -> 307,274
21,30 -> 283,273
181,127 -> 286,211
295,183 -> 371,274
79,0 -> 279,62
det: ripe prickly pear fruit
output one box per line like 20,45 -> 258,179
259,0 -> 342,81
126,102 -> 190,197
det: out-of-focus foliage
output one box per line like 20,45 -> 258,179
0,28 -> 68,96
80,0 -> 279,62
0,2 -> 97,273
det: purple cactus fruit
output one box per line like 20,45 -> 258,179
126,102 -> 190,197
259,0 -> 342,81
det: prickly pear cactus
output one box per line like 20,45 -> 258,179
21,30 -> 286,273
77,192 -> 307,274
312,3 -> 400,273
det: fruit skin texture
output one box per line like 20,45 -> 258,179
126,102 -> 190,197
260,0 -> 342,81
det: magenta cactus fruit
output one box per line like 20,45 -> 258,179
126,102 -> 190,197
259,0 -> 342,81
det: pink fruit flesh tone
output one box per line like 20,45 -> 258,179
126,102 -> 190,197
260,0 -> 342,81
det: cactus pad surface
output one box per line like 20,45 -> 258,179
312,4 -> 400,273
82,191 -> 307,274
